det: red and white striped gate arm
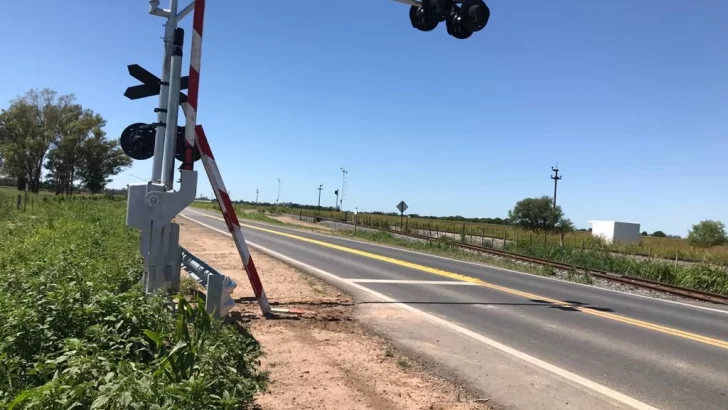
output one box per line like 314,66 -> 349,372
182,0 -> 205,170
195,125 -> 271,315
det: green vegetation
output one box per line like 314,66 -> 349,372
687,220 -> 727,248
190,201 -> 284,225
266,206 -> 728,266
0,199 -> 266,409
342,226 -> 728,295
0,88 -> 130,195
338,229 -> 554,278
507,195 -> 573,233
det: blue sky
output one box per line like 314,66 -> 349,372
1,1 -> 726,236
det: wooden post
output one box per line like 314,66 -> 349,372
674,252 -> 679,270
16,195 -> 21,210
648,247 -> 651,259
530,233 -> 533,247
429,224 -> 432,237
544,233 -> 548,247
582,239 -> 585,251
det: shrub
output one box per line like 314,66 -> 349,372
687,220 -> 728,248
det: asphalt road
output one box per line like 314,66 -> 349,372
182,209 -> 728,410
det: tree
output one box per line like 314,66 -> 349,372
45,105 -> 106,195
641,231 -> 648,236
687,220 -> 727,248
76,136 -> 132,193
651,231 -> 666,238
0,88 -> 74,192
507,196 -> 570,233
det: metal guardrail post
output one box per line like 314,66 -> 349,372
180,247 -> 237,318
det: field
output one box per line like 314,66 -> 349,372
256,205 -> 728,265
0,196 -> 267,408
188,202 -> 728,295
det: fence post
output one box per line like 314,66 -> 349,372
530,233 -> 533,247
582,239 -> 585,251
299,208 -> 302,220
16,195 -> 21,210
674,252 -> 679,270
544,233 -> 548,247
648,247 -> 651,259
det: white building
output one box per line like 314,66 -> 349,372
588,220 -> 641,244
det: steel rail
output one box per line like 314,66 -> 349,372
307,215 -> 728,305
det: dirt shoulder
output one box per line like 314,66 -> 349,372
177,217 -> 490,410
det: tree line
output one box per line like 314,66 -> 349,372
0,88 -> 131,194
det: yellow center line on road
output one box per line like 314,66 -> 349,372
186,210 -> 728,350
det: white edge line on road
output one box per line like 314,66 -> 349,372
179,212 -> 658,410
183,208 -> 728,316
349,279 -> 482,285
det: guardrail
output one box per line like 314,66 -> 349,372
181,247 -> 237,318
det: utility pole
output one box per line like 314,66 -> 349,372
255,189 -> 259,204
276,178 -> 281,204
551,166 -> 562,208
340,166 -> 348,211
334,189 -> 339,211
317,184 -> 323,209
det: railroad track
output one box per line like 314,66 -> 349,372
312,217 -> 728,305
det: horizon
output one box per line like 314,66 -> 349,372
1,0 -> 726,237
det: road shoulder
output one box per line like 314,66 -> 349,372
179,212 -> 648,410
177,217 -> 491,410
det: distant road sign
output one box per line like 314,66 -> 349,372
396,200 -> 408,214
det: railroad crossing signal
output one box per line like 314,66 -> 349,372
124,64 -> 189,104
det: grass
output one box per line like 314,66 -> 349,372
333,227 -> 728,296
506,241 -> 728,294
270,206 -> 728,266
337,229 -> 555,278
0,198 -> 267,409
190,201 -> 284,225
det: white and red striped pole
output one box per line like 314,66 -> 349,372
182,0 -> 271,316
196,125 -> 272,316
182,0 -> 204,170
